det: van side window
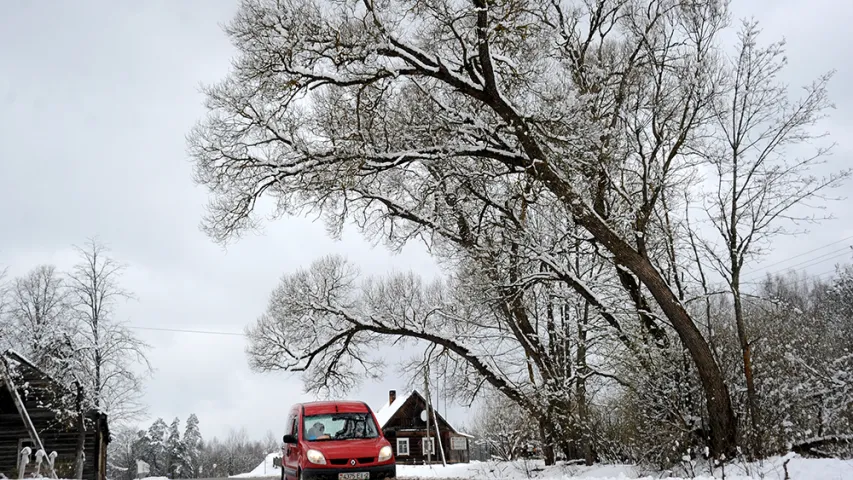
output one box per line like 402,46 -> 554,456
285,414 -> 294,435
290,416 -> 299,438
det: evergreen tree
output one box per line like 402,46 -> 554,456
144,418 -> 168,475
165,417 -> 182,478
181,414 -> 203,478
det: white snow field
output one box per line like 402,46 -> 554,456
229,452 -> 853,479
230,452 -> 282,478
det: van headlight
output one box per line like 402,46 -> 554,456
306,449 -> 326,465
378,445 -> 393,462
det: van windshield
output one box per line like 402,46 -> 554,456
302,412 -> 379,441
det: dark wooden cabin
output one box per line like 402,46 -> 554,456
0,351 -> 110,480
375,390 -> 472,464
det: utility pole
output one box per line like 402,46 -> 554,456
427,378 -> 447,466
423,367 -> 431,465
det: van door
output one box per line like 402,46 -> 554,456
282,409 -> 300,480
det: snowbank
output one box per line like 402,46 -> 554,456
230,451 -> 281,478
396,460 -> 639,479
230,453 -> 853,479
396,455 -> 853,479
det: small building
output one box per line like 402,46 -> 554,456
0,350 -> 110,480
375,390 -> 472,464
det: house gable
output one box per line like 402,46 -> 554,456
375,390 -> 472,464
376,390 -> 463,435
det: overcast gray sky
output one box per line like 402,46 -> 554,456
1,0 -> 850,443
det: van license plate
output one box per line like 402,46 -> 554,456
338,473 -> 369,480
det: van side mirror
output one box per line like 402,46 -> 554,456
282,434 -> 297,444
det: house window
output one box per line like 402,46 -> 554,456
396,438 -> 410,456
422,437 -> 435,455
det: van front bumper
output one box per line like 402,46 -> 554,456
301,463 -> 395,480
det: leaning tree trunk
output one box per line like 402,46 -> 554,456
560,199 -> 739,458
513,149 -> 740,458
625,255 -> 738,458
74,382 -> 87,480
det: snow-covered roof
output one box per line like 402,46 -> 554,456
374,391 -> 410,427
1,349 -> 71,393
374,390 -> 472,438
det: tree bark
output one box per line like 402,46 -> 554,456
538,419 -> 555,466
731,271 -> 762,459
577,302 -> 595,466
74,382 -> 87,480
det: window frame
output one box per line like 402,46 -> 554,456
422,436 -> 435,455
396,437 -> 410,456
288,414 -> 298,439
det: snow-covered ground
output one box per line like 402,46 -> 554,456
230,452 -> 281,478
229,453 -> 853,479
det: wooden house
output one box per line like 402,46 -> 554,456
374,390 -> 472,464
0,350 -> 110,480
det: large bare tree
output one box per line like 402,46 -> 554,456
185,0 -> 838,457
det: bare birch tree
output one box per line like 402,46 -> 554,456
696,20 -> 850,458
66,237 -> 152,423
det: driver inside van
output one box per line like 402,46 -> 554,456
306,422 -> 325,440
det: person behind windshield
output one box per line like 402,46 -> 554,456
306,422 -> 325,440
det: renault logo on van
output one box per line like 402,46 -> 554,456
350,459 -> 356,466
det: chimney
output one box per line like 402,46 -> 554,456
389,390 -> 397,404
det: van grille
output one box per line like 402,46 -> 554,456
328,457 -> 374,466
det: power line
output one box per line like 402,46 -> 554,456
740,234 -> 853,278
741,246 -> 852,283
742,267 -> 840,288
127,325 -> 246,337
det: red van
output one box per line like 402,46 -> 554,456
281,400 -> 396,480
